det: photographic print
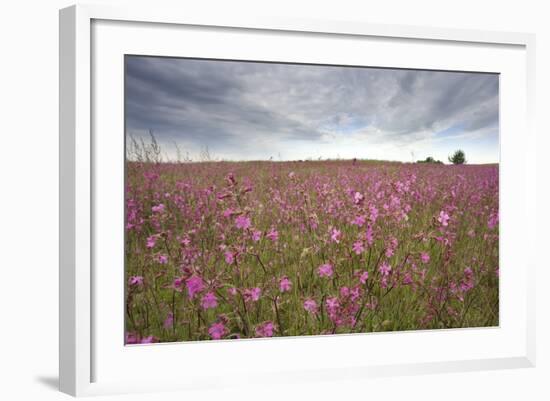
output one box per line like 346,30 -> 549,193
124,56 -> 499,344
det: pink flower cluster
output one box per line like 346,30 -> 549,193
125,160 -> 499,342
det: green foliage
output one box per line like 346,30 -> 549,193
417,156 -> 443,164
449,149 -> 466,165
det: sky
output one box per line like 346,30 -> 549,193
125,56 -> 499,164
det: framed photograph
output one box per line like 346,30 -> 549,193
59,4 -> 536,396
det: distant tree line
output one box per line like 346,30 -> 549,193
417,156 -> 443,164
416,150 -> 466,165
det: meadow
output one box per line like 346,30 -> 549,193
125,160 -> 499,343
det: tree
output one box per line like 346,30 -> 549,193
448,149 -> 466,165
417,156 -> 443,164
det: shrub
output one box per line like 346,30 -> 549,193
417,156 -> 443,164
448,150 -> 466,165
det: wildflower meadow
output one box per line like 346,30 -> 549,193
125,159 -> 499,343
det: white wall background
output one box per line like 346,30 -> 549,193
0,0 -> 547,400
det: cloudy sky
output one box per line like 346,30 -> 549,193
125,56 -> 499,164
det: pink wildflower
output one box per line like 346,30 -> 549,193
225,172 -> 237,186
128,275 -> 144,287
152,203 -> 165,213
172,277 -> 184,292
353,192 -> 364,204
460,267 -> 475,292
201,292 -> 218,310
185,276 -> 205,299
352,240 -> 365,255
158,254 -> 168,264
222,208 -> 235,218
325,297 -> 340,316
140,336 -> 155,344
318,263 -> 334,278
340,286 -> 350,297
143,171 -> 159,181
208,322 -> 226,340
352,215 -> 366,226
384,236 -> 398,257
369,205 -> 379,222
125,332 -> 139,344
379,261 -> 392,276
488,212 -> 499,229
438,210 -> 450,227
266,228 -> 279,242
330,228 -> 342,243
279,276 -> 292,292
235,215 -> 251,230
255,321 -> 275,337
243,287 -> 261,302
420,252 -> 430,264
359,271 -> 369,284
303,299 -> 318,314
350,286 -> 361,301
146,235 -> 156,249
365,225 -> 374,246
224,250 -> 235,265
251,230 -> 262,242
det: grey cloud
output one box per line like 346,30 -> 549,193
125,56 -> 498,159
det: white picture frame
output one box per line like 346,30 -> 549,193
59,3 -> 536,397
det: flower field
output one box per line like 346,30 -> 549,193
125,160 -> 499,344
